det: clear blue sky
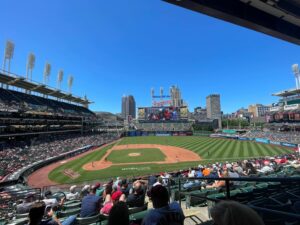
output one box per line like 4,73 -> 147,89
0,0 -> 299,114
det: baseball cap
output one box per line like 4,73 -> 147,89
111,191 -> 123,201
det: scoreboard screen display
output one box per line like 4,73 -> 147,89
138,106 -> 188,121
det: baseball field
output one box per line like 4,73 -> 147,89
28,136 -> 294,186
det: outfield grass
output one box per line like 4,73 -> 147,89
118,136 -> 292,160
107,148 -> 166,163
48,136 -> 294,184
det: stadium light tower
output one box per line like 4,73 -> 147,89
292,64 -> 300,90
57,69 -> 64,90
43,62 -> 51,85
26,52 -> 35,81
2,40 -> 15,74
160,87 -> 164,99
68,75 -> 74,93
151,87 -> 154,98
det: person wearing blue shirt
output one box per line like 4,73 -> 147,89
80,186 -> 101,217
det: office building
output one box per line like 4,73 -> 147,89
206,94 -> 222,128
121,95 -> 136,119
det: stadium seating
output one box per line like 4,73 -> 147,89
0,88 -> 94,118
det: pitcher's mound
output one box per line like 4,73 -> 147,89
129,153 -> 141,157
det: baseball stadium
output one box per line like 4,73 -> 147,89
28,136 -> 294,186
1,1 -> 300,225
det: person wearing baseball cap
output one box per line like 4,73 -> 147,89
142,185 -> 184,225
101,191 -> 124,215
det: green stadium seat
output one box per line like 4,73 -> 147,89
59,208 -> 81,218
128,202 -> 148,214
64,200 -> 81,205
75,214 -> 101,225
63,202 -> 81,210
129,210 -> 149,223
15,214 -> 28,219
6,218 -> 28,225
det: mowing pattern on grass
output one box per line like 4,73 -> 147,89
118,136 -> 293,160
47,136 -> 294,184
48,144 -> 113,183
107,148 -> 166,163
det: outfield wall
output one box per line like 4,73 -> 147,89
210,134 -> 299,150
125,131 -> 194,137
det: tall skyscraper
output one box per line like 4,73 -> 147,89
206,94 -> 222,128
170,85 -> 184,107
121,95 -> 136,119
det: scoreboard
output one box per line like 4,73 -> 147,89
138,106 -> 188,121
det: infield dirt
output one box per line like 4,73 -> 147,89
83,144 -> 201,171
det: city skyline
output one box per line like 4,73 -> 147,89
0,0 -> 299,114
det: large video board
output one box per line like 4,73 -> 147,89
138,106 -> 188,121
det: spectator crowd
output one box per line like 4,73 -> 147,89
0,133 -> 119,181
243,130 -> 300,144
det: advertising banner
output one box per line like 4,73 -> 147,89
238,137 -> 249,141
156,133 -> 171,137
280,142 -> 297,148
255,138 -> 270,144
270,141 -> 281,146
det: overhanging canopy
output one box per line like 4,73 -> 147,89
0,71 -> 92,106
164,0 -> 300,45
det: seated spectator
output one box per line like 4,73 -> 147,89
153,177 -> 163,187
195,168 -> 203,178
142,185 -> 184,225
80,185 -> 101,217
206,171 -> 226,189
81,185 -> 90,198
210,200 -> 264,225
28,201 -> 46,225
95,182 -> 104,198
46,205 -> 76,225
43,191 -> 62,209
244,162 -> 257,175
202,167 -> 211,177
126,180 -> 145,208
108,202 -> 129,225
16,192 -> 35,214
148,175 -> 157,189
257,163 -> 274,174
227,167 -> 240,186
113,177 -> 122,190
120,179 -> 131,197
66,186 -> 79,201
103,184 -> 113,204
101,190 -> 124,215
